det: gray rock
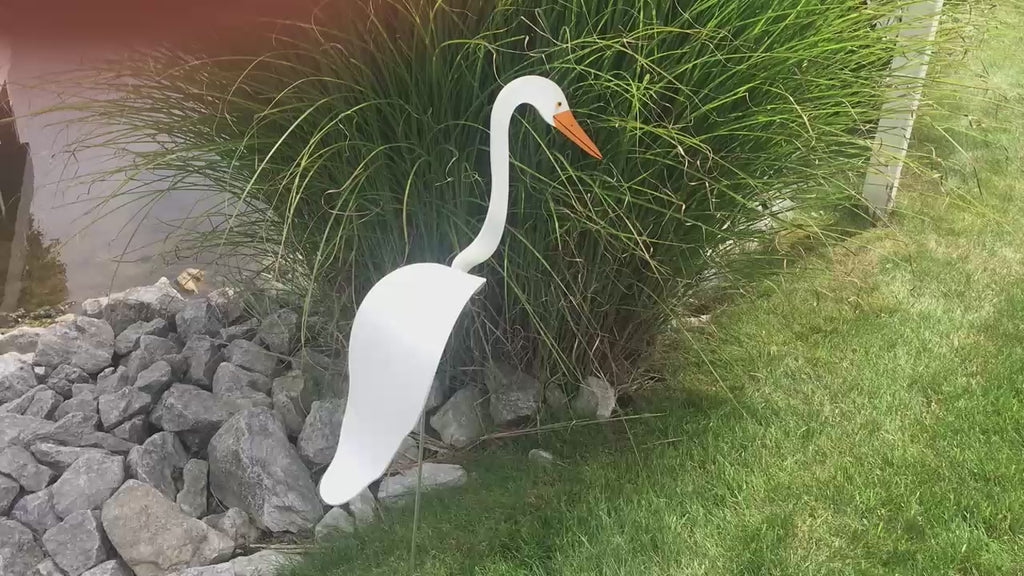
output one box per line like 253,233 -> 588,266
34,317 -> 115,375
0,352 -> 38,403
101,480 -> 234,576
112,319 -> 171,357
53,397 -> 97,420
212,362 -> 271,396
0,519 -> 46,575
270,370 -> 310,437
389,435 -> 422,471
10,489 -> 62,534
544,384 -> 569,414
132,361 -> 172,397
33,365 -> 49,384
0,413 -> 52,450
314,507 -> 354,542
72,384 -> 98,399
176,300 -> 224,341
95,368 -> 129,397
33,412 -> 98,445
229,551 -> 295,576
218,319 -> 258,344
150,385 -> 232,449
80,560 -> 130,576
0,326 -> 45,355
75,433 -> 136,455
181,336 -> 222,390
208,288 -> 244,326
208,408 -> 323,532
346,488 -> 377,527
377,463 -> 467,503
294,348 -> 345,399
571,376 -> 616,420
98,388 -> 153,431
429,386 -> 490,448
528,448 -> 558,466
162,354 -> 188,381
0,384 -> 42,415
111,417 -> 148,444
202,507 -> 260,548
122,336 -> 179,384
51,452 -> 125,518
25,388 -> 63,420
176,459 -> 208,518
45,365 -> 91,400
296,399 -> 343,468
486,363 -> 542,427
257,310 -> 298,356
101,278 -> 185,335
0,446 -> 54,491
42,510 -> 111,576
31,558 -> 66,576
81,297 -> 108,319
0,474 -> 19,514
224,340 -> 276,378
30,444 -> 107,475
126,432 -> 188,501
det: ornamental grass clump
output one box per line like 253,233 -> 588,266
69,0 -> 928,393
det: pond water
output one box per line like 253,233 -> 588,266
1,43 -> 218,312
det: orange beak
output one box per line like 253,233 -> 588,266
553,110 -> 602,160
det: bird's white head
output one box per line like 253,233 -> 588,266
503,75 -> 602,159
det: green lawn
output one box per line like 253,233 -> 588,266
287,2 -> 1024,574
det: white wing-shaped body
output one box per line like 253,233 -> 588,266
319,262 -> 485,506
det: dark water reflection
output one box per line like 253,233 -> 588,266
1,42 -> 221,311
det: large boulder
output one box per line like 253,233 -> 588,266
32,558 -> 65,576
296,399 -> 344,469
150,385 -> 232,450
271,370 -> 311,437
35,317 -> 115,375
223,340 -> 276,378
347,488 -> 377,527
25,388 -> 63,420
218,319 -> 258,344
111,416 -> 149,444
126,432 -> 188,501
42,510 -> 111,576
0,384 -> 45,415
95,367 -> 129,396
100,278 -> 186,335
0,519 -> 46,576
208,408 -> 323,532
0,352 -> 39,403
213,363 -> 271,396
113,319 -> 171,357
54,396 -> 98,421
377,463 -> 467,504
50,451 -> 125,519
485,362 -> 542,427
314,507 -> 354,542
0,446 -> 54,491
101,480 -> 234,576
0,413 -> 52,450
133,361 -> 173,396
257,310 -> 298,356
181,336 -> 223,390
429,386 -> 490,448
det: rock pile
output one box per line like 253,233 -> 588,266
0,275 -> 611,576
0,278 -> 470,576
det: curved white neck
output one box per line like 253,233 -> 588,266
450,80 -> 531,273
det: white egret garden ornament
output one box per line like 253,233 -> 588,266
319,75 -> 602,506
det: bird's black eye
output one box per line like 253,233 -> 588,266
556,101 -> 563,108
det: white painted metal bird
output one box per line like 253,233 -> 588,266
319,76 -> 601,506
